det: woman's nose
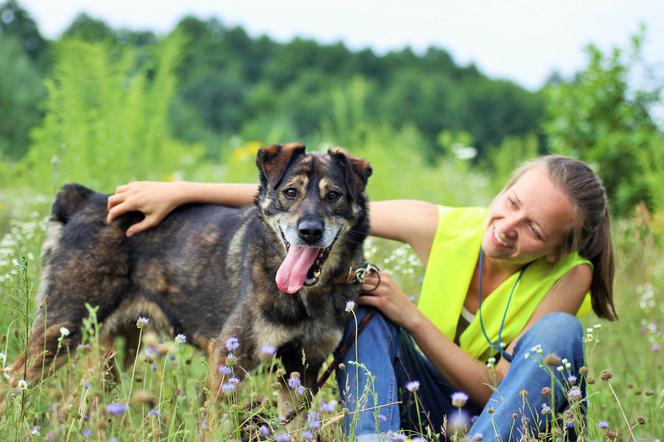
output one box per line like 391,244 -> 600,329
501,217 -> 519,238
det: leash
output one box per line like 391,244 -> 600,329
280,263 -> 380,424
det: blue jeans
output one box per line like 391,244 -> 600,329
336,308 -> 585,441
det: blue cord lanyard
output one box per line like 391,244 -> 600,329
477,248 -> 528,363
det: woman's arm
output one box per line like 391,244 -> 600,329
107,182 -> 440,255
359,272 -> 498,406
367,200 -> 439,263
106,181 -> 259,236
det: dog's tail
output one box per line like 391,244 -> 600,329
51,183 -> 95,223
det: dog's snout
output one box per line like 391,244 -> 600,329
297,219 -> 324,244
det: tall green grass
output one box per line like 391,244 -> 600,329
12,32 -> 204,195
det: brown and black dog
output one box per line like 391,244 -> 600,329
6,143 -> 372,405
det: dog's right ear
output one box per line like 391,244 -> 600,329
256,143 -> 306,188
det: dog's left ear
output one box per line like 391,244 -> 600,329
328,148 -> 373,201
257,143 -> 306,188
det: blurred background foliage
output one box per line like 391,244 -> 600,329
0,0 -> 662,221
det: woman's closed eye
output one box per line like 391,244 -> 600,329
529,222 -> 543,240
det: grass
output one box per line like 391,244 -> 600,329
0,172 -> 662,441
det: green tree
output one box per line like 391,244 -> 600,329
0,35 -> 46,158
543,29 -> 662,216
62,13 -> 115,42
0,0 -> 49,69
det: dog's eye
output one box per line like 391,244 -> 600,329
326,191 -> 341,202
283,188 -> 298,199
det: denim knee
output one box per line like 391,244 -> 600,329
515,312 -> 584,362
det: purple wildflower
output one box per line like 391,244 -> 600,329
228,376 -> 240,385
388,432 -> 407,441
219,365 -> 232,375
567,375 -> 577,384
221,383 -> 236,393
81,429 -> 93,438
302,430 -> 314,440
259,424 -> 271,437
406,380 -> 420,392
260,344 -> 276,356
44,432 -> 55,441
136,316 -> 149,329
226,336 -> 240,352
567,386 -> 583,401
105,403 -> 127,416
541,403 -> 551,414
345,300 -> 356,312
174,334 -> 187,344
598,421 -> 609,429
652,343 -> 661,352
288,376 -> 301,390
307,411 -> 320,430
449,410 -> 470,430
451,391 -> 469,407
320,400 -> 336,413
148,408 -> 160,417
275,434 -> 290,442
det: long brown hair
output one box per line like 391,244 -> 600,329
503,155 -> 617,320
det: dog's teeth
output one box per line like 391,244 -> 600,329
313,270 -> 320,278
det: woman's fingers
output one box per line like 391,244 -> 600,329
106,201 -> 134,223
107,193 -> 125,210
126,215 -> 158,237
358,293 -> 381,307
114,184 -> 131,194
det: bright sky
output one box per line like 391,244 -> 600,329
19,0 -> 664,90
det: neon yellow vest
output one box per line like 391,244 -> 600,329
417,206 -> 593,362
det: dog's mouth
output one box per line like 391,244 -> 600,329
275,226 -> 337,294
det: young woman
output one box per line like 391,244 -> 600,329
107,155 -> 616,440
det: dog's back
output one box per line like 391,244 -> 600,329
40,184 -> 260,346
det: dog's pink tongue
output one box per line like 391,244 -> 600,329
276,245 -> 320,294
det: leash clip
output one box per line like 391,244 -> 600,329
353,263 -> 381,292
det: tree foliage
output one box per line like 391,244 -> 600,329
17,33 -> 203,193
543,30 -> 663,216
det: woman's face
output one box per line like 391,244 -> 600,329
482,166 -> 576,266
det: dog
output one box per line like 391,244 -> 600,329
5,143 -> 372,408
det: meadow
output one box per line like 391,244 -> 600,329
0,22 -> 663,442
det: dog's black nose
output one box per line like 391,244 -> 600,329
297,219 -> 324,244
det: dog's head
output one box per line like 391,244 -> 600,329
256,143 -> 372,294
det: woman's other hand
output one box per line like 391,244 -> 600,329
358,271 -> 422,331
106,181 -> 182,237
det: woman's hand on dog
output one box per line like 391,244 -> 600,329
107,181 -> 182,237
359,271 -> 422,331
